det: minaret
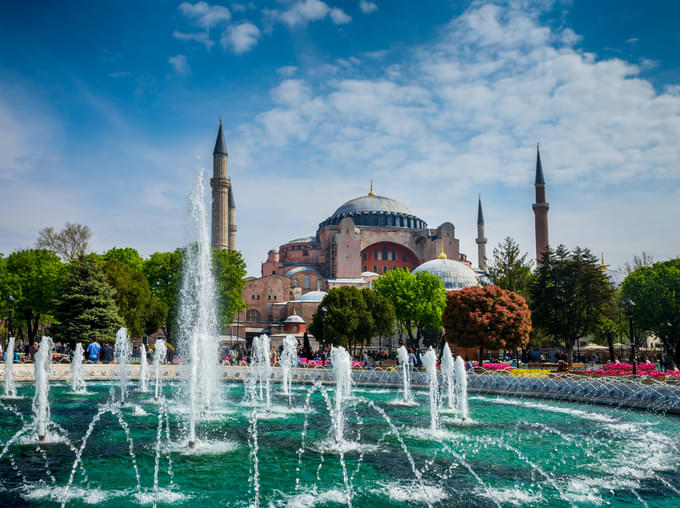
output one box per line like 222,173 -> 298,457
532,143 -> 550,263
475,194 -> 487,271
211,118 -> 230,250
228,184 -> 236,250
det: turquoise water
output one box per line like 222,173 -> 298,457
1,381 -> 679,507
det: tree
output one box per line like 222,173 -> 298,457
212,248 -> 247,333
485,237 -> 533,297
373,268 -> 446,348
2,249 -> 63,341
36,222 -> 92,262
143,250 -> 183,341
592,299 -> 627,361
102,259 -> 167,338
620,259 -> 680,367
52,256 -> 123,344
624,251 -> 654,275
308,286 -> 372,355
443,286 -> 532,363
101,247 -> 145,272
529,245 -> 614,368
359,288 -> 395,354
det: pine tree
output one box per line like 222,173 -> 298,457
53,256 -> 123,344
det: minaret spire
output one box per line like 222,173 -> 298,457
532,143 -> 550,263
475,194 -> 487,271
368,180 -> 375,196
211,119 -> 231,250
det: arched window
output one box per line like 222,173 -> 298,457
316,279 -> 323,290
381,246 -> 388,260
382,266 -> 388,273
246,309 -> 261,321
362,252 -> 368,261
363,265 -> 368,272
292,279 -> 299,288
304,274 -> 310,289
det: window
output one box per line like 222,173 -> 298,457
363,265 -> 368,272
392,250 -> 397,261
392,266 -> 397,270
373,250 -> 378,260
304,274 -> 310,289
303,250 -> 309,257
403,254 -> 408,262
316,279 -> 323,290
257,295 -> 260,300
362,252 -> 367,261
273,295 -> 277,300
382,266 -> 388,273
373,265 -> 377,273
268,295 -> 271,300
382,246 -> 388,260
251,295 -> 255,300
246,309 -> 261,321
292,279 -> 299,288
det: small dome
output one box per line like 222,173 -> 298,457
333,195 -> 414,217
605,269 -> 625,289
361,271 -> 380,278
413,258 -> 479,291
295,291 -> 327,302
284,313 -> 305,323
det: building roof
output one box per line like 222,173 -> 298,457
477,195 -> 484,225
284,313 -> 305,323
293,290 -> 327,302
535,143 -> 545,185
214,120 -> 228,155
413,258 -> 480,291
284,236 -> 316,245
285,266 -> 325,278
228,185 -> 235,208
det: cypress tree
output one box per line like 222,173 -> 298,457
53,256 -> 123,344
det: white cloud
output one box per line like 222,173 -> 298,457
222,22 -> 261,54
178,1 -> 231,29
329,7 -> 352,25
280,0 -> 330,27
276,65 -> 298,77
359,0 -> 378,14
172,30 -> 215,49
168,54 -> 190,74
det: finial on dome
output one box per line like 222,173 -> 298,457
437,240 -> 447,259
600,253 -> 608,271
292,308 -> 297,315
368,180 -> 375,196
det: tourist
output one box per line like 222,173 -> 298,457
86,339 -> 101,364
101,342 -> 114,363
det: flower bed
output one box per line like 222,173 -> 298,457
579,362 -> 680,379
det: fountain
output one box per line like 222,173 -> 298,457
440,343 -> 455,410
396,345 -> 412,403
153,340 -> 167,401
3,336 -> 17,398
115,328 -> 131,404
33,336 -> 54,441
70,343 -> 86,394
422,347 -> 439,432
177,170 -> 222,448
454,356 -> 469,420
330,345 -> 352,445
138,344 -> 149,393
280,335 -> 297,406
251,334 -> 272,412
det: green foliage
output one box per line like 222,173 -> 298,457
373,268 -> 446,348
102,259 -> 167,338
2,249 -> 63,341
212,248 -> 247,332
485,237 -> 533,297
443,285 -> 532,351
143,250 -> 183,341
361,288 -> 396,340
620,258 -> 680,364
102,247 -> 145,272
53,256 -> 123,344
529,245 -> 614,366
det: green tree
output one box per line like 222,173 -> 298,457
358,288 -> 395,354
592,298 -> 627,361
443,285 -> 532,364
53,256 -> 123,344
530,245 -> 614,368
2,249 -> 63,341
36,222 -> 91,262
143,250 -> 183,341
309,286 -> 372,354
212,248 -> 247,333
102,259 -> 167,338
101,247 -> 145,272
620,258 -> 680,366
485,237 -> 533,297
373,268 -> 446,348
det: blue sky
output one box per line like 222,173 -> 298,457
1,0 -> 679,276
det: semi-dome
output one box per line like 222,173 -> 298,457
284,312 -> 305,323
413,257 -> 479,291
294,290 -> 327,302
318,185 -> 426,231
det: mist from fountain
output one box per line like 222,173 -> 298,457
422,348 -> 439,432
33,336 -> 54,441
153,340 -> 167,401
138,344 -> 149,393
280,335 -> 297,405
251,335 -> 272,412
3,336 -> 17,398
330,346 -> 351,445
177,170 -> 221,447
396,345 -> 412,403
115,328 -> 131,404
440,343 -> 455,410
454,356 -> 469,420
70,343 -> 86,394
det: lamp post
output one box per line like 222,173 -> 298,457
7,295 -> 15,341
320,306 -> 327,349
620,300 -> 637,376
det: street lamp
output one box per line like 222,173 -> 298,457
7,295 -> 15,341
320,306 -> 327,348
620,300 -> 637,376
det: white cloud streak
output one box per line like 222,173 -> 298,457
168,54 -> 190,74
221,22 -> 261,54
359,0 -> 378,14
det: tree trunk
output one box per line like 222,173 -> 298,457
479,347 -> 484,368
567,341 -> 574,370
607,333 -> 615,364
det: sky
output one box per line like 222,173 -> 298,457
0,0 -> 679,277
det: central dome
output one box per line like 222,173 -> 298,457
319,189 -> 426,231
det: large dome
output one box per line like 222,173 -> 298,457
319,193 -> 426,230
413,258 -> 480,291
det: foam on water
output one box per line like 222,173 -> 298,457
135,488 -> 188,504
472,396 -> 615,423
480,486 -> 546,506
23,485 -> 120,504
168,438 -> 239,456
375,481 -> 448,504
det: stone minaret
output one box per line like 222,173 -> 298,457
228,184 -> 236,250
532,143 -> 550,263
211,119 -> 230,250
475,194 -> 487,271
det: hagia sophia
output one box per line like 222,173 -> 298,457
208,122 -> 550,344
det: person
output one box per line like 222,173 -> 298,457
101,342 -> 114,363
86,339 -> 101,364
